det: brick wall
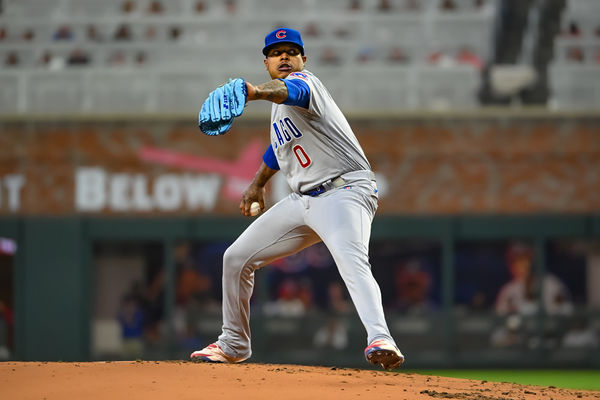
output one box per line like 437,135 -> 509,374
0,117 -> 598,215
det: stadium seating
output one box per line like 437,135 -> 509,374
548,0 -> 600,109
0,0 -> 500,114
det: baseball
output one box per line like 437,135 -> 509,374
249,202 -> 261,216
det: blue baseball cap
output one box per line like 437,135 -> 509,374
262,28 -> 305,56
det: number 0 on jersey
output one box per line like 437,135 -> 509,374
293,145 -> 311,168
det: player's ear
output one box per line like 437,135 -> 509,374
264,58 -> 269,70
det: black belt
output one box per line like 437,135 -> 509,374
302,176 -> 346,197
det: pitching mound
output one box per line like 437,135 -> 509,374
2,361 -> 598,400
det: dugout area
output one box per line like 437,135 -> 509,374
1,214 -> 600,367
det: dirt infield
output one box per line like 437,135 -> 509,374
2,361 -> 599,400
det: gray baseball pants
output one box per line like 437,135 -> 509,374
216,171 -> 396,360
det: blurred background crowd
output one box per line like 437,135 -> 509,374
87,236 -> 599,365
1,0 -> 599,113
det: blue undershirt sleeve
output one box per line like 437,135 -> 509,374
262,144 -> 280,170
279,78 -> 310,109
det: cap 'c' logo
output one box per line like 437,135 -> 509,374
275,30 -> 287,39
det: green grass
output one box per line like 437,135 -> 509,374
409,370 -> 600,391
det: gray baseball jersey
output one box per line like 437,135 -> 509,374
270,70 -> 371,194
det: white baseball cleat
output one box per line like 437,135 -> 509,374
190,343 -> 247,363
364,339 -> 405,370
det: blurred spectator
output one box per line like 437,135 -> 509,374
39,50 -> 52,67
392,259 -> 436,314
169,26 -> 182,41
135,51 -> 147,66
387,46 -> 409,64
595,49 -> 600,64
427,49 -> 456,67
561,318 -> 599,349
473,0 -> 485,9
378,0 -> 392,12
566,46 -> 584,63
456,47 -> 484,70
176,264 -> 210,305
148,0 -> 164,14
405,0 -> 421,11
108,50 -> 126,66
4,51 -> 19,67
194,1 -> 206,13
39,50 -> 66,70
67,48 -> 90,66
333,26 -> 350,39
356,46 -> 375,64
320,47 -> 342,66
175,243 -> 211,306
516,274 -> 539,315
595,25 -> 600,37
21,29 -> 34,41
0,27 -> 6,41
225,0 -> 237,14
117,294 -> 145,359
348,0 -> 361,11
563,21 -> 581,37
122,0 -> 136,14
87,25 -> 103,42
495,243 -> 573,316
303,22 -> 320,38
145,26 -> 158,41
490,314 -> 525,348
440,0 -> 456,11
53,25 -> 74,41
114,24 -> 133,41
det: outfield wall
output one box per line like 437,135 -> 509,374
1,114 -> 599,216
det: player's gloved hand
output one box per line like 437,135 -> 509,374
199,78 -> 247,136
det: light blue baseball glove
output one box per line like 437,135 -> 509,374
199,78 -> 247,136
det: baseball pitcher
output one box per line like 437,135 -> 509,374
190,28 -> 404,370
